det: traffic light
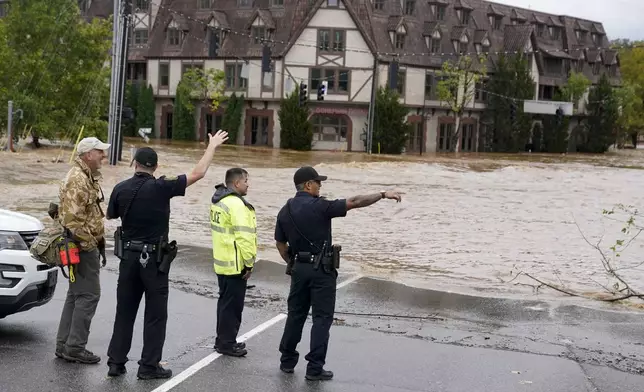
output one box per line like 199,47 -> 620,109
261,45 -> 271,73
388,61 -> 399,90
317,81 -> 327,101
299,83 -> 308,107
509,102 -> 516,122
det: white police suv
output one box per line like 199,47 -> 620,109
0,208 -> 58,318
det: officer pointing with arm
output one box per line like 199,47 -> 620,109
105,130 -> 229,380
274,166 -> 401,381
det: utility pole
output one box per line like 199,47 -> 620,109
366,56 -> 379,155
108,0 -> 131,165
5,101 -> 14,152
4,100 -> 23,152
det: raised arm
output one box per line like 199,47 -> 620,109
346,191 -> 402,211
186,130 -> 229,187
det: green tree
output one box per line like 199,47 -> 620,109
370,86 -> 412,154
615,41 -> 644,147
279,84 -> 312,151
178,67 -> 226,141
172,77 -> 196,141
136,84 -> 155,135
221,93 -> 244,144
541,112 -> 570,153
122,81 -> 139,137
0,0 -> 112,143
483,54 -> 534,152
578,74 -> 619,153
437,55 -> 487,152
615,82 -> 644,147
560,72 -> 591,113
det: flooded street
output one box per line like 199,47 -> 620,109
1,139 -> 643,302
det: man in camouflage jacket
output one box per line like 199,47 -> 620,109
55,136 -> 110,364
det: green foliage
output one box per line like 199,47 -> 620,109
173,67 -> 226,141
0,0 -> 112,142
482,54 -> 534,152
539,89 -> 571,153
560,72 -> 591,112
615,82 -> 644,147
370,86 -> 412,154
172,77 -> 196,141
541,115 -> 570,153
122,81 -> 139,137
136,84 -> 155,135
615,42 -> 644,147
221,93 -> 244,144
577,74 -> 619,153
181,67 -> 225,112
279,84 -> 312,151
436,55 -> 487,152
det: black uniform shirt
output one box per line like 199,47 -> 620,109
274,191 -> 347,254
107,172 -> 187,242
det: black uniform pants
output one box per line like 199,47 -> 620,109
107,250 -> 169,372
215,274 -> 247,350
279,262 -> 337,375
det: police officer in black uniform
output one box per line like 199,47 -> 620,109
274,166 -> 402,381
105,130 -> 228,379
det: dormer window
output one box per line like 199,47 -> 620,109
403,0 -> 415,15
435,5 -> 446,20
395,33 -> 405,49
481,38 -> 490,53
207,26 -> 221,49
454,34 -> 468,54
238,0 -> 251,7
373,0 -> 384,10
489,15 -> 502,30
199,0 -> 211,8
592,33 -> 600,44
457,9 -> 471,25
549,26 -> 561,40
535,23 -> 545,37
248,11 -> 275,45
252,26 -> 266,44
576,30 -> 587,42
167,28 -> 181,46
390,23 -> 407,50
271,0 -> 284,6
426,30 -> 441,54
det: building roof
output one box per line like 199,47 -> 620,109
85,0 -> 614,79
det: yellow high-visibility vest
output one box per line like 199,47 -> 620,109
210,194 -> 257,275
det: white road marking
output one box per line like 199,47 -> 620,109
151,274 -> 364,392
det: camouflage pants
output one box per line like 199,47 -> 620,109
55,249 -> 101,354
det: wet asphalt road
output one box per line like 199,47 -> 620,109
2,250 -> 644,392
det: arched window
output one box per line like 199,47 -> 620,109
311,114 -> 348,142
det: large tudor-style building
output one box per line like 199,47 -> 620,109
81,0 -> 620,153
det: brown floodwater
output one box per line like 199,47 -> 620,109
1,138 -> 643,302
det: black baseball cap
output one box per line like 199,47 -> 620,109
293,166 -> 328,185
134,147 -> 158,168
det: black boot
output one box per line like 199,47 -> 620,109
305,369 -> 334,381
137,365 -> 172,380
107,364 -> 127,377
215,345 -> 247,357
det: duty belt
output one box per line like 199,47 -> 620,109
294,251 -> 316,264
124,241 -> 158,268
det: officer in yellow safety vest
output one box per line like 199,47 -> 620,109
210,168 -> 256,357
